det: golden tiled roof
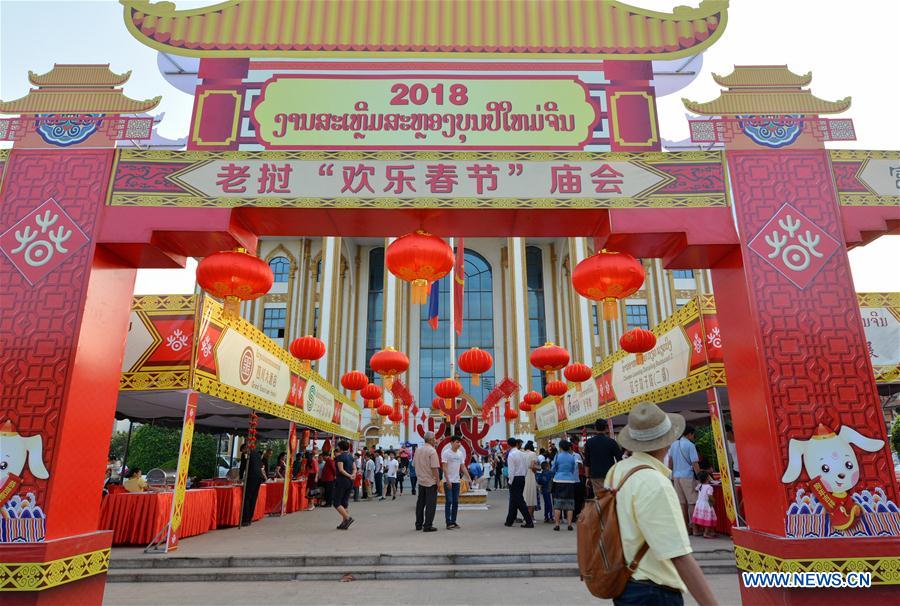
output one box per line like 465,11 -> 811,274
121,0 -> 728,59
683,90 -> 851,116
0,90 -> 161,115
29,64 -> 132,88
713,65 -> 811,88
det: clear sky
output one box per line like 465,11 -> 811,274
1,0 -> 897,294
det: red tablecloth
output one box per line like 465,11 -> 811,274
212,486 -> 243,527
712,483 -> 744,536
99,489 -> 218,545
252,484 -> 266,521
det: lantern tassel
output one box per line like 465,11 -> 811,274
472,374 -> 480,386
636,353 -> 644,365
383,375 -> 394,390
350,390 -> 357,402
576,383 -> 583,392
603,299 -> 619,321
411,279 -> 429,304
223,295 -> 241,318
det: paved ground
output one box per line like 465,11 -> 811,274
111,488 -> 735,558
103,575 -> 744,605
107,489 -> 741,604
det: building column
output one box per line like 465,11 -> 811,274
568,238 -> 595,366
316,236 -> 341,381
507,238 -> 531,410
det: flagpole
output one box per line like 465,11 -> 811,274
449,237 -> 456,380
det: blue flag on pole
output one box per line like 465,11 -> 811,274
427,279 -> 440,330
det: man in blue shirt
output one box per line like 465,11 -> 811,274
667,425 -> 700,527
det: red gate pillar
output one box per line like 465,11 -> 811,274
712,147 -> 899,603
1,149 -> 135,603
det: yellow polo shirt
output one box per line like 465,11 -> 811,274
605,451 -> 692,591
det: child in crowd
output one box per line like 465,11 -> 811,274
691,470 -> 717,538
536,461 -> 554,523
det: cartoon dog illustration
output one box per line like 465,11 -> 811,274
781,422 -> 884,530
0,420 -> 49,506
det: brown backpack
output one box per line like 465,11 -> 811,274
576,465 -> 652,599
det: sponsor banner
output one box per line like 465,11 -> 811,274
611,326 -> 692,403
216,329 -> 292,405
251,75 -> 598,150
341,405 -> 361,435
302,377 -> 335,423
563,378 -> 600,423
535,402 -> 559,433
191,297 -> 361,439
535,293 -> 898,437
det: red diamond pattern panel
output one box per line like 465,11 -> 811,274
726,149 -> 896,504
0,149 -> 114,506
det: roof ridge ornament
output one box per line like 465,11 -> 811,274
120,0 -> 729,60
684,66 -> 856,148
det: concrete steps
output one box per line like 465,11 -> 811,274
108,550 -> 736,582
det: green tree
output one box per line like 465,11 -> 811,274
693,425 -> 718,471
126,424 -> 218,479
109,430 -> 129,460
891,418 -> 900,454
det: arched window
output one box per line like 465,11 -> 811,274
269,256 -> 290,283
419,250 -> 494,407
365,248 -> 385,382
526,246 -> 548,392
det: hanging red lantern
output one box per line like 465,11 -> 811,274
340,371 -> 368,400
572,250 -> 645,321
523,391 -> 543,408
389,402 -> 403,423
385,230 -> 454,304
530,342 -> 570,381
620,328 -> 657,364
546,380 -> 569,399
289,336 -> 326,372
360,383 -> 382,408
564,363 -> 593,392
518,399 -> 532,413
434,378 -> 463,409
196,248 -> 273,317
457,347 -> 493,386
377,400 -> 393,417
431,396 -> 445,417
504,403 -> 519,421
369,346 -> 410,390
371,397 -> 384,411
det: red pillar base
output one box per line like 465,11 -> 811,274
733,528 -> 900,605
0,531 -> 111,604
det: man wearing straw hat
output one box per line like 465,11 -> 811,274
606,402 -> 716,606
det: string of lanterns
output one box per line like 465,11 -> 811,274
196,240 -> 661,437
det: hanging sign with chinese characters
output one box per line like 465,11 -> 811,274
106,150 -> 730,210
250,75 -> 598,150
